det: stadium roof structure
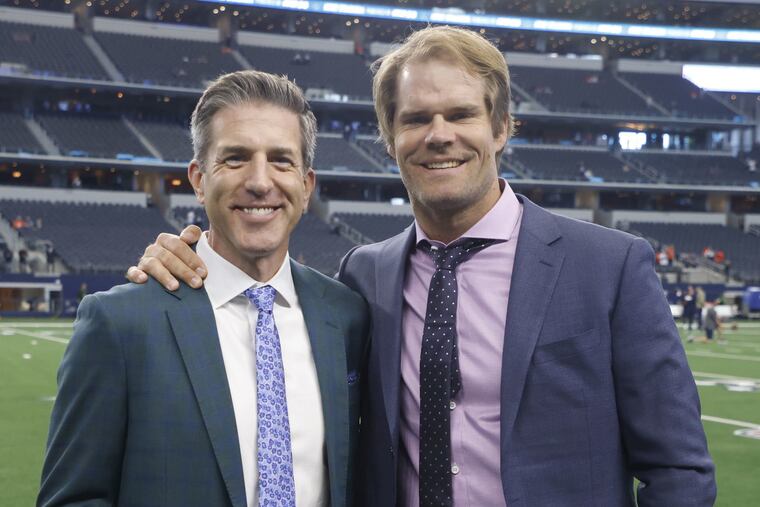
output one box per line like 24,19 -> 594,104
5,0 -> 759,63
11,0 -> 760,30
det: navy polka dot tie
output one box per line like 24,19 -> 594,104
418,238 -> 497,507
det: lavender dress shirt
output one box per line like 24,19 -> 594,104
398,180 -> 523,506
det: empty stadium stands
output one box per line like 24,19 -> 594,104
624,151 -> 759,186
238,46 -> 372,98
620,73 -> 737,120
507,146 -> 650,183
94,32 -> 241,88
355,138 -> 396,171
133,120 -> 193,162
628,222 -> 760,282
313,136 -> 380,172
290,213 -> 357,274
0,199 -> 175,272
0,20 -> 108,80
511,66 -> 662,116
0,9 -> 759,285
334,212 -> 413,242
0,112 -> 45,154
36,114 -> 152,159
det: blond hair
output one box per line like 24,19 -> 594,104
372,25 -> 514,150
190,70 -> 316,171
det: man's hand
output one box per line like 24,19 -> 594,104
126,225 -> 206,291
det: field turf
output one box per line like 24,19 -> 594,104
1,318 -> 759,505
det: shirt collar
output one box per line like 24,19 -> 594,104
197,232 -> 297,309
414,178 -> 522,247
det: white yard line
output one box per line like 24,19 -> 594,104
701,415 -> 760,429
687,351 -> 760,362
0,322 -> 73,328
711,343 -> 760,351
3,330 -> 70,344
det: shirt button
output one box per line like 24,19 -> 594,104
451,463 -> 460,475
449,400 -> 457,410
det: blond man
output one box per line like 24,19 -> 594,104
130,27 -> 715,507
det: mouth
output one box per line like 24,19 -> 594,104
422,159 -> 465,170
233,206 -> 279,217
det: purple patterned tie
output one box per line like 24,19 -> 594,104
244,285 -> 296,507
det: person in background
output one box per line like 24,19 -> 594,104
696,300 -> 722,344
683,285 -> 697,331
695,286 -> 706,330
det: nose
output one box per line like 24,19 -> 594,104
424,114 -> 455,149
243,153 -> 274,195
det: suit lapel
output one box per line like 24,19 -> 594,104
166,285 -> 247,507
374,227 -> 416,445
290,261 -> 348,505
500,198 -> 564,473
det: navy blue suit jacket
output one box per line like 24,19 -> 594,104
39,260 -> 369,507
338,196 -> 715,506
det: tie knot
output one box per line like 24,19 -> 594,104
419,238 -> 497,271
244,285 -> 276,313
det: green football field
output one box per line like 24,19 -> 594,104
1,318 -> 759,506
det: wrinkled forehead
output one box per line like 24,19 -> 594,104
209,101 -> 302,150
398,51 -> 482,86
394,56 -> 488,112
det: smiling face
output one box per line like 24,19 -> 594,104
188,101 -> 315,281
390,57 -> 508,241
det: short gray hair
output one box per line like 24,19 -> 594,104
190,70 -> 317,171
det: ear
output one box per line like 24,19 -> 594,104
386,142 -> 396,160
302,168 -> 316,213
188,160 -> 205,205
494,115 -> 510,152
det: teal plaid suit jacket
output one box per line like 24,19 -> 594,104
38,260 -> 368,507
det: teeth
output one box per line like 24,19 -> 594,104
426,160 -> 461,169
242,207 -> 275,216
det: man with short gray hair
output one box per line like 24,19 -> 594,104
39,70 -> 368,507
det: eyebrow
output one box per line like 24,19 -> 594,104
215,145 -> 299,158
215,145 -> 251,158
268,147 -> 298,159
397,104 -> 482,122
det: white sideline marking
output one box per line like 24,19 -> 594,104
707,341 -> 760,350
702,415 -> 760,429
0,322 -> 73,328
687,351 -> 760,362
692,371 -> 760,383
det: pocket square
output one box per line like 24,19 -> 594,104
347,370 -> 360,385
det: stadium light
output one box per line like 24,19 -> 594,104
205,0 -> 760,45
683,64 -> 760,92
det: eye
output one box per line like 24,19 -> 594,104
271,156 -> 295,169
450,112 -> 472,121
402,115 -> 427,125
222,156 -> 245,168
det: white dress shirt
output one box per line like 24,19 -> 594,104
197,232 -> 328,507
